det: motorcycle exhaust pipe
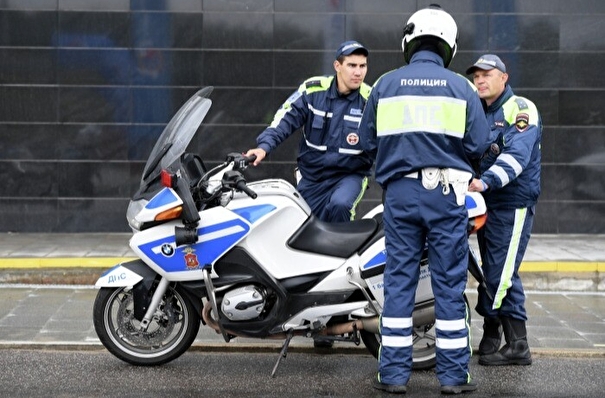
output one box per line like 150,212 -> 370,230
354,303 -> 436,334
360,317 -> 380,334
325,302 -> 435,336
412,302 -> 435,328
324,318 -> 374,336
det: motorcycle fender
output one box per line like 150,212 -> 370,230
95,260 -> 160,321
178,281 -> 206,320
95,259 -> 158,288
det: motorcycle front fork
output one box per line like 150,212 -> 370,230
139,277 -> 169,331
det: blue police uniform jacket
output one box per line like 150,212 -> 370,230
256,75 -> 373,182
359,51 -> 490,187
479,85 -> 542,209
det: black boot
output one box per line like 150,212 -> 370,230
477,317 -> 502,356
313,338 -> 334,349
479,317 -> 532,366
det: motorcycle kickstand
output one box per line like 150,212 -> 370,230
271,329 -> 294,378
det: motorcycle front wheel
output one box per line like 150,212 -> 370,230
93,285 -> 200,366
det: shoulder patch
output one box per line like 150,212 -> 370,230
502,95 -> 539,127
514,97 -> 528,110
305,79 -> 323,89
303,76 -> 332,94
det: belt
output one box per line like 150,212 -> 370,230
404,171 -> 420,179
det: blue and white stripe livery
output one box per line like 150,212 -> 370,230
130,206 -> 259,281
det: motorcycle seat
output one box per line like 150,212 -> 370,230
287,216 -> 378,258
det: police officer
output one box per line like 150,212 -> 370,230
245,41 -> 372,223
359,5 -> 491,394
467,54 -> 542,367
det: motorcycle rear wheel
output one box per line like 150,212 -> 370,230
93,285 -> 200,366
360,294 -> 471,370
360,322 -> 437,370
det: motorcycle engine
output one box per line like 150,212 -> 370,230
221,285 -> 266,321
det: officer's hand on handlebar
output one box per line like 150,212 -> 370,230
244,148 -> 266,166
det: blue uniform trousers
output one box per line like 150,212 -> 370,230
297,174 -> 367,222
379,177 -> 471,387
475,206 -> 534,321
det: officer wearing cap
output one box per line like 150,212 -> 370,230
359,4 -> 491,394
467,54 -> 542,367
245,40 -> 372,224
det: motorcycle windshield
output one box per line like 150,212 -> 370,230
140,87 -> 213,187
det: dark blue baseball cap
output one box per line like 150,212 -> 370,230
335,40 -> 369,59
466,54 -> 507,74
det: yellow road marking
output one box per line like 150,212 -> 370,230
520,261 -> 604,273
0,258 -> 135,269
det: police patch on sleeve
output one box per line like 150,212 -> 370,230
346,133 -> 359,145
285,90 -> 302,105
515,113 -> 529,132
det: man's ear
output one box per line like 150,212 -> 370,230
333,59 -> 341,73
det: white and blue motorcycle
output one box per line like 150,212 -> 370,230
93,87 -> 488,375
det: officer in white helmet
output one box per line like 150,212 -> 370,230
359,4 -> 491,394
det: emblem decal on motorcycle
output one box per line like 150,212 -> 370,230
184,247 -> 200,269
346,132 -> 359,145
160,243 -> 175,257
515,113 -> 529,132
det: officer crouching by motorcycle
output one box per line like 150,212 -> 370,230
245,40 -> 374,349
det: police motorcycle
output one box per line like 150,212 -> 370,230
93,87 -> 488,376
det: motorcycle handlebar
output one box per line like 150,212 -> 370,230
245,154 -> 257,164
226,152 -> 257,170
236,179 -> 257,199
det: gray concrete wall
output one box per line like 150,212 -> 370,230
1,0 -> 604,233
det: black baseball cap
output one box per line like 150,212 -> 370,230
335,40 -> 369,59
466,54 -> 507,74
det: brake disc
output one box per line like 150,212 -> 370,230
115,292 -> 178,348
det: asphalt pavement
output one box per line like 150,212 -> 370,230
2,349 -> 605,397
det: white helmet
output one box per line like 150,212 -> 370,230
401,4 -> 458,67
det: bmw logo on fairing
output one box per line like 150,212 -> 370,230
161,244 -> 175,257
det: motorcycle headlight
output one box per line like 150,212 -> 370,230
126,199 -> 147,231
